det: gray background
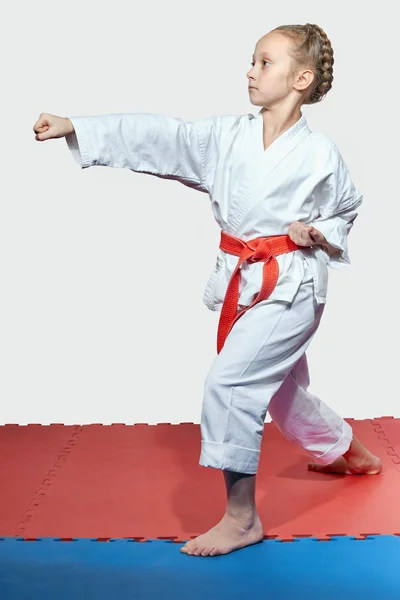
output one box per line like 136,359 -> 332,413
1,1 -> 397,424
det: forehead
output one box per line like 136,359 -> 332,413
252,32 -> 290,58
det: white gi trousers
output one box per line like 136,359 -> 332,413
200,262 -> 353,474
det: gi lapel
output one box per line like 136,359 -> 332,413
227,110 -> 311,232
256,109 -> 311,181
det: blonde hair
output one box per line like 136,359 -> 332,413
273,23 -> 334,104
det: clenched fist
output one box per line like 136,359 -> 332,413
33,113 -> 74,141
288,221 -> 327,248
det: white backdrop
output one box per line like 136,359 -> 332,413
1,1 -> 397,425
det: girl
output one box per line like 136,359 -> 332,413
33,23 -> 381,558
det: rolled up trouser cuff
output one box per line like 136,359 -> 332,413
312,419 -> 353,465
199,440 -> 260,474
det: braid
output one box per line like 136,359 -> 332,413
307,24 -> 334,104
273,23 -> 335,104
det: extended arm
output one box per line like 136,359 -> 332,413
65,112 -> 237,195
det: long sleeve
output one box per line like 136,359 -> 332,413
308,193 -> 362,268
65,112 -> 239,195
309,142 -> 363,268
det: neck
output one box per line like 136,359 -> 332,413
260,105 -> 302,136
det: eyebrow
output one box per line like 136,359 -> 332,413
252,52 -> 272,60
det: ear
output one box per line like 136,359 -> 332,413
294,68 -> 315,93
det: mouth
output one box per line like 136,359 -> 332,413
249,87 -> 257,90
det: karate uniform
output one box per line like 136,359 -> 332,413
65,108 -> 360,473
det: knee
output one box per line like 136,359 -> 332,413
201,366 -> 233,434
203,366 -> 231,413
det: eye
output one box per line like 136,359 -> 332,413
250,60 -> 270,67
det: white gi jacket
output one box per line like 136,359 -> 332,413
65,109 -> 363,310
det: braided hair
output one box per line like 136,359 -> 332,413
273,23 -> 334,104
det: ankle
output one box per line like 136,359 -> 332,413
342,436 -> 365,461
225,505 -> 258,525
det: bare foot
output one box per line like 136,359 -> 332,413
180,512 -> 264,557
308,437 -> 383,475
308,456 -> 382,475
308,456 -> 351,474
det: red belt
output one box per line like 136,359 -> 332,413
217,231 -> 301,354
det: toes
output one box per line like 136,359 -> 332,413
180,541 -> 195,555
182,540 -> 203,556
308,458 -> 350,475
308,463 -> 331,473
181,540 -> 215,557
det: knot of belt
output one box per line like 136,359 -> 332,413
216,231 -> 300,354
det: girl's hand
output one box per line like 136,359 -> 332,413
33,113 -> 74,141
288,221 -> 326,247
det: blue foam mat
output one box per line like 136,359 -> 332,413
1,536 -> 400,599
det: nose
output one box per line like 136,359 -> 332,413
247,65 -> 255,80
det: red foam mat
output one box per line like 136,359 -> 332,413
370,417 -> 400,472
0,425 -> 80,537
0,419 -> 398,540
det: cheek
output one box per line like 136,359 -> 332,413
277,71 -> 289,85
266,69 -> 284,84
264,73 -> 286,92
